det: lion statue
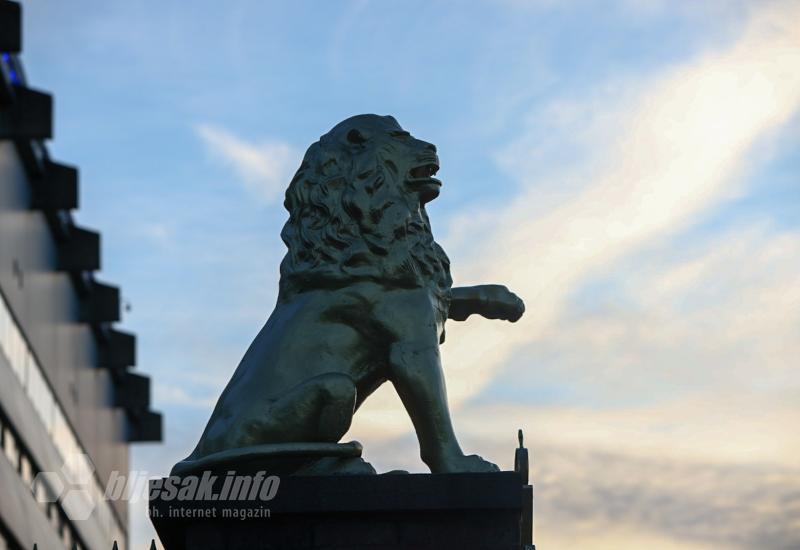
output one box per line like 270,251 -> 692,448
173,114 -> 525,476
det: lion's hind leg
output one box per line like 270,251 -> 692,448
256,372 -> 357,444
172,373 -> 365,476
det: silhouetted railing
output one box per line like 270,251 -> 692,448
33,541 -> 157,550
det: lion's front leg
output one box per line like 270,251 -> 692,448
448,285 -> 525,322
388,340 -> 499,473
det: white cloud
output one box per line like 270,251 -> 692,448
526,223 -> 800,398
194,123 -> 300,203
356,410 -> 800,549
459,395 -> 800,469
138,222 -> 173,248
349,221 -> 800,464
347,0 -> 800,454
441,0 -> 800,403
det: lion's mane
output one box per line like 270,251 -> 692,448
278,134 -> 452,303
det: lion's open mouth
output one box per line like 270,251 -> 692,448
409,163 -> 439,180
408,162 -> 441,187
407,162 -> 441,203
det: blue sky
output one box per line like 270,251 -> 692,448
19,1 -> 800,548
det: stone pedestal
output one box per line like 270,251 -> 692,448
150,471 -> 533,550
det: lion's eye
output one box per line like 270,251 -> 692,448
347,129 -> 367,144
390,131 -> 411,139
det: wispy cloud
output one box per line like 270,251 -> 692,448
349,220 -> 800,465
504,222 -> 800,410
347,0 -> 800,453
194,123 -> 300,203
441,0 -> 800,404
521,443 -> 800,550
360,433 -> 800,549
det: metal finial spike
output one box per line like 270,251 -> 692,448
112,542 -> 119,550
518,429 -> 524,448
33,545 -> 38,550
150,539 -> 157,550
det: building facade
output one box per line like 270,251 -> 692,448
0,2 -> 161,548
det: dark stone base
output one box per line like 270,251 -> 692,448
150,472 -> 533,550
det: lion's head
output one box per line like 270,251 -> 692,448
279,114 -> 452,301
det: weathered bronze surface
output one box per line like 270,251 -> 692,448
174,115 -> 525,476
